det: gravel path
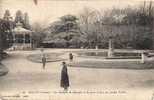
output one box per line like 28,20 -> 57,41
0,49 -> 154,93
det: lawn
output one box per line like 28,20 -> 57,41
68,60 -> 154,69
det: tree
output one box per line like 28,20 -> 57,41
59,15 -> 79,47
23,12 -> 30,29
1,10 -> 14,52
60,14 -> 78,32
0,19 -> 13,57
15,10 -> 24,24
44,14 -> 80,48
123,1 -> 154,49
44,2 -> 154,49
31,22 -> 46,48
79,7 -> 100,48
3,10 -> 13,21
78,8 -> 105,48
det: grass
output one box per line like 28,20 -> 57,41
68,60 -> 154,69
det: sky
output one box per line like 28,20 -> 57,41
0,0 -> 148,26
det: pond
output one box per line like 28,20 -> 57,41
78,52 -> 107,57
77,51 -> 141,59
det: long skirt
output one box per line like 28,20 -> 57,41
60,71 -> 69,88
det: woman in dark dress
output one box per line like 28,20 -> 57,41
60,62 -> 69,91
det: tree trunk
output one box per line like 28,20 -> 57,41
0,31 -> 3,61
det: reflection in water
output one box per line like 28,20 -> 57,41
78,52 -> 141,57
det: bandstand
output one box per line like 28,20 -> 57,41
12,22 -> 33,50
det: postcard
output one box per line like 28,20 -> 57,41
0,0 -> 154,100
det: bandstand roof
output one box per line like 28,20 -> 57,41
13,22 -> 32,34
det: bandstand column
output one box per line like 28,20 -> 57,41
23,32 -> 26,50
30,34 -> 32,49
13,33 -> 16,50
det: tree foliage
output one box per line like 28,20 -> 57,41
43,14 -> 81,48
43,1 -> 154,49
31,22 -> 46,47
0,19 -> 13,51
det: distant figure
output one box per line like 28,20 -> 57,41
95,45 -> 98,50
60,62 -> 69,91
141,52 -> 148,64
42,55 -> 46,69
69,53 -> 73,62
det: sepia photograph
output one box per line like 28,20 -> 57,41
0,0 -> 154,99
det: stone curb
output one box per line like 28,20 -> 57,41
27,56 -> 67,63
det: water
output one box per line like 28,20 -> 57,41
78,52 -> 141,57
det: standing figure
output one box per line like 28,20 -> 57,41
42,55 -> 46,69
69,53 -> 73,62
60,62 -> 69,91
141,52 -> 148,64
